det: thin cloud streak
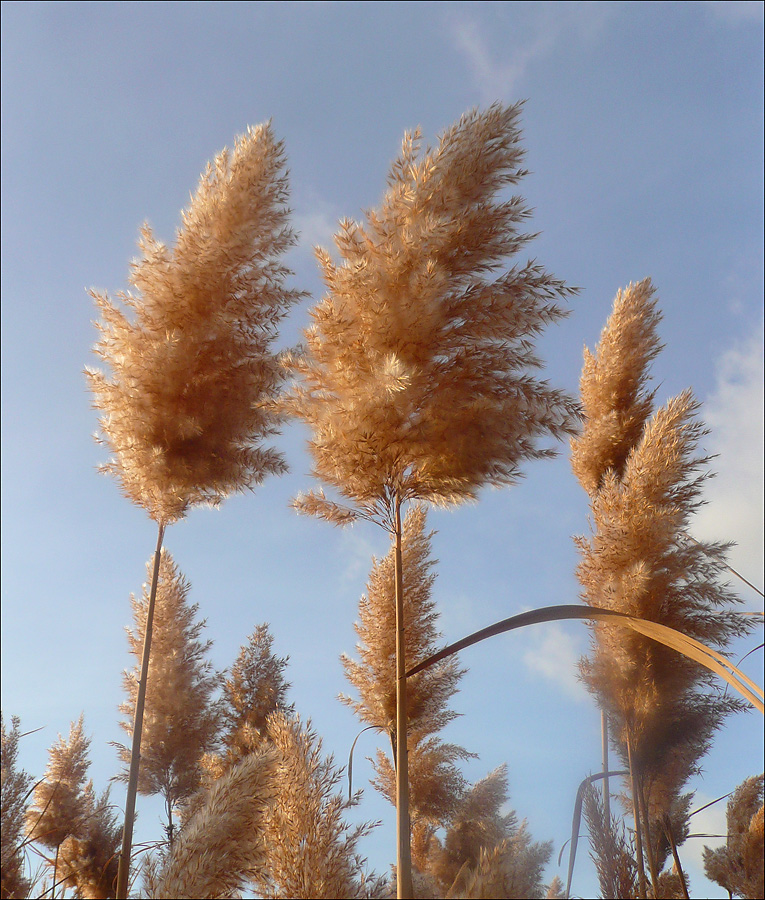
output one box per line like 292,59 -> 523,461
523,622 -> 588,702
446,3 -> 611,102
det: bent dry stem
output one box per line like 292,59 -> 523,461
116,521 -> 165,899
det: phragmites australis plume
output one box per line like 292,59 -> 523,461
1,714 -> 34,900
421,765 -> 553,900
570,278 -> 662,496
145,749 -> 277,900
25,715 -> 92,852
341,506 -> 470,826
703,773 -> 764,900
86,122 -> 300,895
285,102 -> 577,528
253,712 -> 384,900
572,283 -> 751,896
115,550 -> 221,837
56,784 -> 121,900
86,122 -> 300,525
219,622 -> 294,762
285,101 -> 577,896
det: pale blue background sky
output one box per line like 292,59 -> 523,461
2,2 -> 763,897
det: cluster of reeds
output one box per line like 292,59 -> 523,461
2,106 -> 762,900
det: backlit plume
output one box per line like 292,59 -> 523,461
86,123 -> 301,524
284,102 -> 577,528
571,278 -> 662,497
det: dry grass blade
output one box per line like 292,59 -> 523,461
406,605 -> 764,713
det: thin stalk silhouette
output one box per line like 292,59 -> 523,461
116,520 -> 165,898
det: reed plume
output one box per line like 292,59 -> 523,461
703,774 -> 764,900
1,714 -> 33,900
342,506 -> 470,831
285,101 -> 576,896
56,784 -> 121,900
572,282 -> 752,896
219,623 -> 294,762
86,122 -> 299,894
115,550 -> 221,840
424,765 -> 553,899
26,716 -> 91,852
254,712 -> 381,900
86,122 -> 300,525
147,749 -> 276,900
571,279 -> 662,496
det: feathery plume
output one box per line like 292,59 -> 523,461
87,122 -> 300,894
285,106 -> 575,893
703,774 -> 764,900
424,765 -> 552,899
1,714 -> 33,900
219,623 -> 294,762
342,506 -> 470,826
254,712 -> 380,900
56,784 -> 121,900
285,102 -> 576,526
115,550 -> 220,838
26,715 -> 91,851
148,750 -> 276,900
582,782 -> 638,900
573,283 -> 752,896
571,279 -> 662,496
86,122 -> 300,525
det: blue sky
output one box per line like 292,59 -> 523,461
2,2 -> 763,897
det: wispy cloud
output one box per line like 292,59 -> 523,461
338,528 -> 382,590
522,622 -> 588,701
446,3 -> 610,102
681,790 -> 729,887
693,320 -> 765,596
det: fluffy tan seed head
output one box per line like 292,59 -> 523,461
87,123 -> 300,524
285,103 -> 576,527
571,279 -> 662,496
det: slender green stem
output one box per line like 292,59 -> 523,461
116,520 -> 166,899
394,498 -> 413,899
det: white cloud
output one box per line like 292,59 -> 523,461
446,3 -> 610,102
338,527 -> 382,589
680,790 -> 730,887
522,622 -> 589,701
702,1 -> 764,25
693,321 -> 765,598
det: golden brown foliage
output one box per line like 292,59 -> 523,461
248,712 -> 381,899
25,715 -> 91,851
116,551 -> 220,821
703,774 -> 764,900
573,285 -> 750,856
284,102 -> 576,528
56,784 -> 121,900
1,715 -> 33,900
422,766 -> 553,899
219,623 -> 293,761
341,506 -> 470,824
87,122 -> 300,524
571,279 -> 662,496
146,749 -> 276,900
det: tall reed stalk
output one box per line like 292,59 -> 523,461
116,521 -> 164,898
393,498 -> 413,898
